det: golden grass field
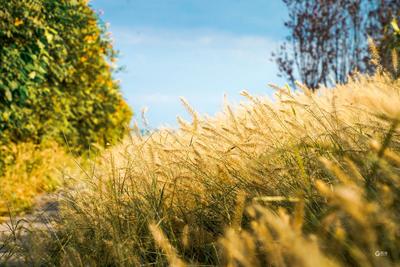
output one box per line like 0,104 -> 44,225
3,71 -> 400,266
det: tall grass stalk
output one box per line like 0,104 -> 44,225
22,72 -> 400,266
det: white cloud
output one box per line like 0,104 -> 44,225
112,27 -> 279,50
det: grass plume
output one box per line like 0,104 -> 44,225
19,71 -> 400,266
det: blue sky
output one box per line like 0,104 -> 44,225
90,0 -> 288,128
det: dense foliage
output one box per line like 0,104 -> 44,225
0,0 -> 132,166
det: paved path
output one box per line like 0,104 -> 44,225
0,193 -> 61,266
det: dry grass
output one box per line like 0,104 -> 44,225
23,71 -> 400,266
0,141 -> 75,218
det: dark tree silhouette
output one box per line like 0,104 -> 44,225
273,0 -> 400,90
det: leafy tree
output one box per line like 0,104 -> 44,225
273,0 -> 400,90
0,0 -> 132,165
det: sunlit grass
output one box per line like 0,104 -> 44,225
13,71 -> 400,266
0,142 -> 75,219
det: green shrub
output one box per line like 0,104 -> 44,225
0,0 -> 132,164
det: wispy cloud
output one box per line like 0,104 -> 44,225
135,93 -> 176,104
112,27 -> 280,50
90,0 -> 287,127
111,27 -> 283,127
